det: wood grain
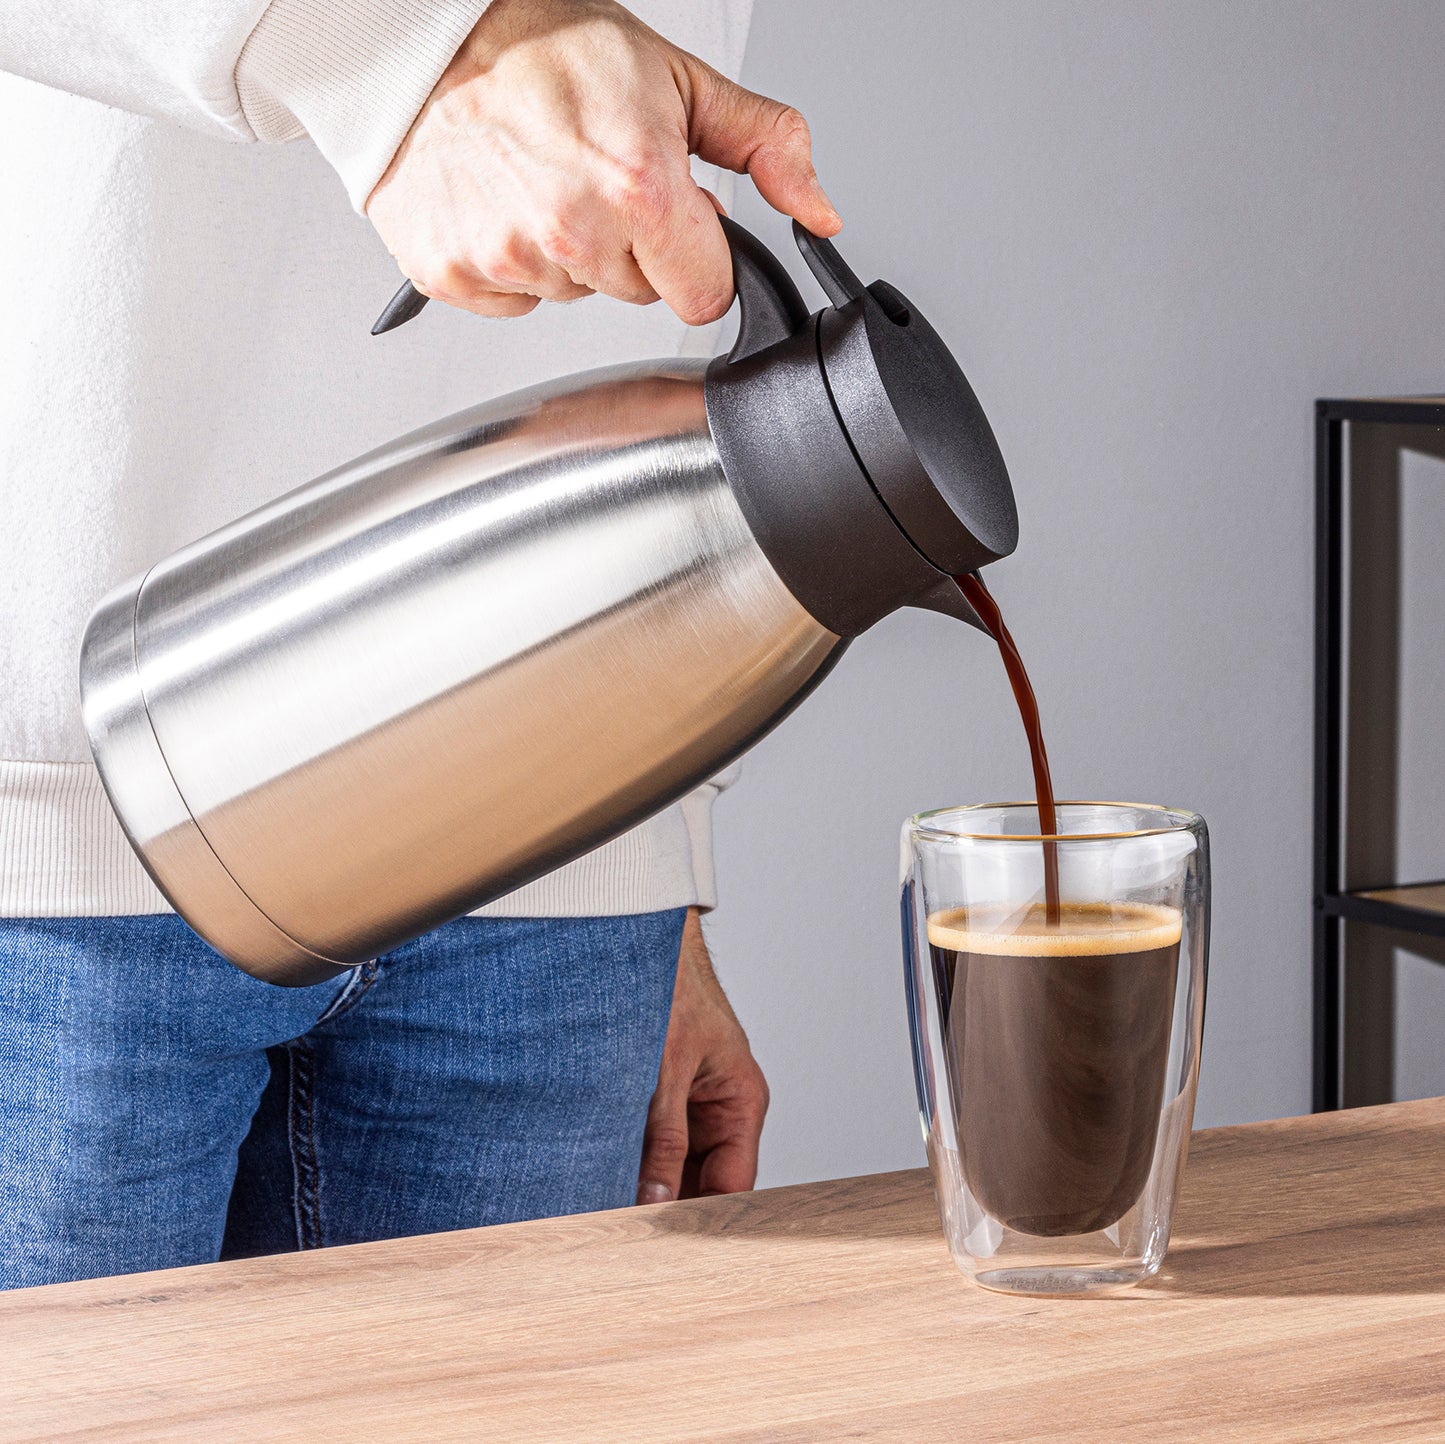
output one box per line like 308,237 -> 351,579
3,1099 -> 1444,1441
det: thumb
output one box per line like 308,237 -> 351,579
682,59 -> 842,236
637,1074 -> 689,1205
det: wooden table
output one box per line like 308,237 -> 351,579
3,1099 -> 1444,1441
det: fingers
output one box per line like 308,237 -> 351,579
481,233 -> 595,303
535,207 -> 660,307
407,230 -> 595,317
629,166 -> 736,325
461,294 -> 542,318
693,1136 -> 757,1198
366,0 -> 843,330
691,1053 -> 770,1196
637,1071 -> 689,1205
414,281 -> 541,319
683,58 -> 842,237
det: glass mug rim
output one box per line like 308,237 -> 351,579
908,799 -> 1203,844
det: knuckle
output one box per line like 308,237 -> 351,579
644,1125 -> 690,1167
535,214 -> 592,273
769,104 -> 812,149
478,235 -> 534,290
426,259 -> 472,299
603,150 -> 672,223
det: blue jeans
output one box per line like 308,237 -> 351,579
0,910 -> 683,1290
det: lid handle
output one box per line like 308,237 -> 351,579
372,279 -> 430,335
793,220 -> 866,308
719,216 -> 811,363
370,217 -> 812,351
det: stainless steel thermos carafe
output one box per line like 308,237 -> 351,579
80,220 -> 1019,984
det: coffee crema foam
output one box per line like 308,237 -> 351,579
927,901 -> 1182,957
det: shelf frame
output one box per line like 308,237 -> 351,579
1312,396 -> 1445,1112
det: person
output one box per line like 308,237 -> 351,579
0,0 -> 841,1289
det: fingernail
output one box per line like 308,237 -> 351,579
636,1181 -> 676,1206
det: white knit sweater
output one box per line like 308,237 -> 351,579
0,0 -> 752,918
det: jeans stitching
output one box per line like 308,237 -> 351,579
314,959 -> 380,1027
288,961 -> 382,1250
287,1039 -> 322,1250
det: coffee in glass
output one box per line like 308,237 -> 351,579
902,803 -> 1209,1295
928,899 -> 1181,1237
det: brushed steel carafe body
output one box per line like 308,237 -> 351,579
81,218 -> 1020,986
82,362 -> 843,984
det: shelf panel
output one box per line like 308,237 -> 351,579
1354,883 -> 1445,915
1322,883 -> 1445,945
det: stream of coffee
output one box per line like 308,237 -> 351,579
953,572 -> 1060,923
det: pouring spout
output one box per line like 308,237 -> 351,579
909,575 -> 988,633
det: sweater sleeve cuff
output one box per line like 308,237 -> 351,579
678,763 -> 742,913
235,0 -> 490,211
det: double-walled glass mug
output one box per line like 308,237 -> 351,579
901,802 -> 1209,1296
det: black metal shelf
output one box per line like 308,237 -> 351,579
1322,884 -> 1445,942
1313,395 -> 1445,1112
1318,397 -> 1445,426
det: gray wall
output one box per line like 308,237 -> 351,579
707,0 -> 1445,1187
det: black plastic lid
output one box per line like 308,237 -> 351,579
705,218 -> 1016,638
796,223 -> 1018,577
369,213 -> 1016,636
